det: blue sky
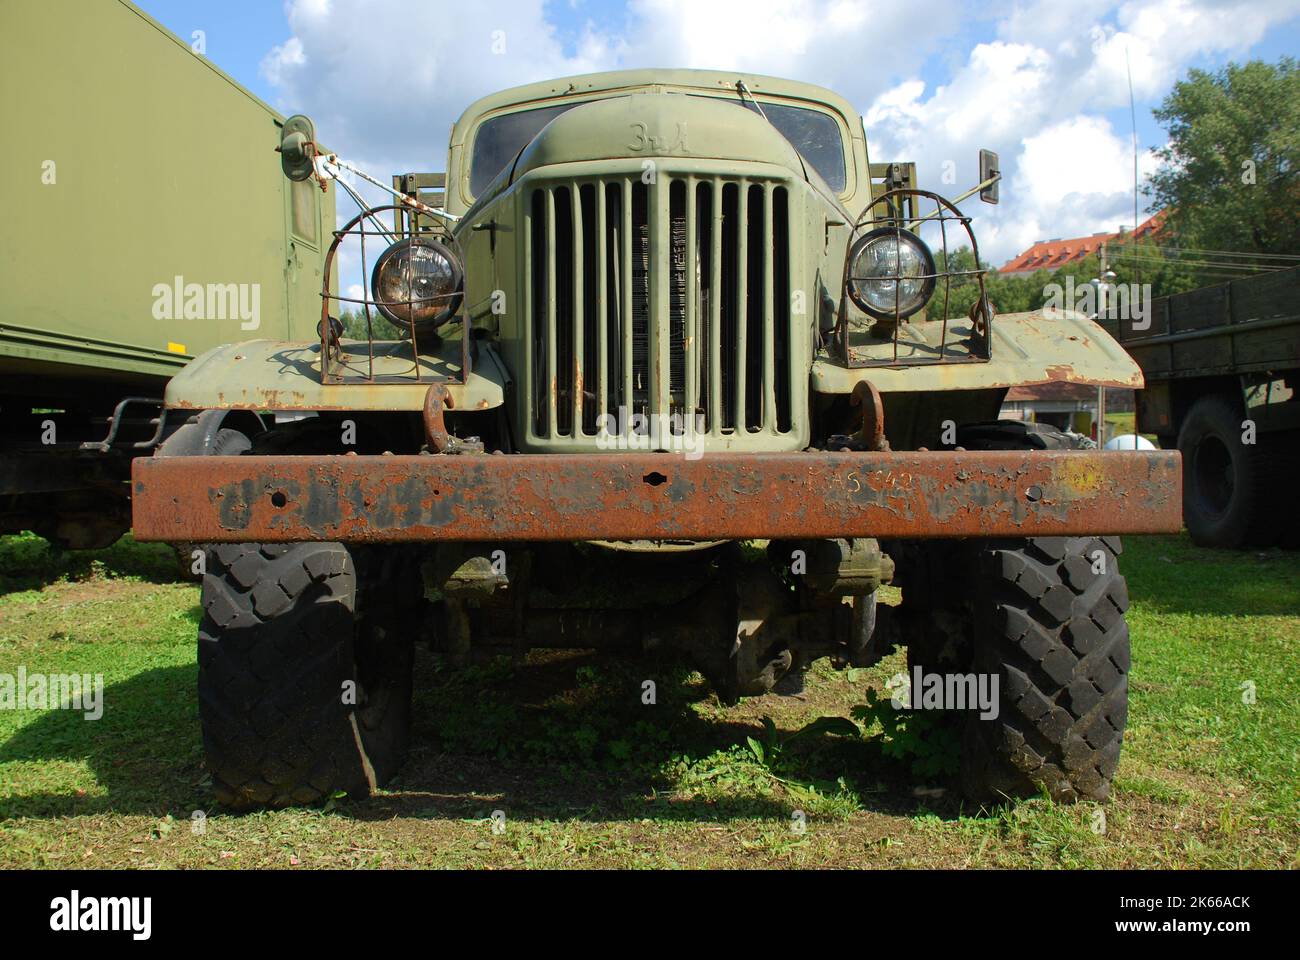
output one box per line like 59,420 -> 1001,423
136,0 -> 1300,263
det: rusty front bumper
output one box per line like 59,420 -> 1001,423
130,450 -> 1181,543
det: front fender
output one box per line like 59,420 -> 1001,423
811,308 -> 1144,394
161,338 -> 509,412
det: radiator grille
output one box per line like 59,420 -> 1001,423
526,176 -> 793,441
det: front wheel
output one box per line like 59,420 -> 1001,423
906,536 -> 1130,803
197,542 -> 413,809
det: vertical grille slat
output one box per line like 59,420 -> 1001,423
576,184 -> 600,435
683,178 -> 698,429
709,178 -> 725,433
595,184 -> 609,432
774,186 -> 792,434
620,179 -> 634,424
545,189 -> 559,437
696,181 -> 713,433
650,177 -> 671,426
632,181 -> 650,420
762,182 -> 776,429
667,180 -> 687,422
527,173 -> 796,444
555,187 -> 574,438
733,181 -> 748,432
528,190 -> 545,437
720,182 -> 738,431
570,184 -> 581,435
744,183 -> 765,432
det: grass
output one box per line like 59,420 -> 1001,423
0,531 -> 1296,869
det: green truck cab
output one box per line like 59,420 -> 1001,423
132,69 -> 1182,810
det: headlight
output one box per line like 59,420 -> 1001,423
846,227 -> 936,320
370,236 -> 463,327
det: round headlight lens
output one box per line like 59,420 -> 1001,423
370,236 -> 463,327
846,228 -> 936,320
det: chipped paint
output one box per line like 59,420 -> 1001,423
163,338 -> 507,412
813,308 -> 1145,395
132,450 -> 1182,543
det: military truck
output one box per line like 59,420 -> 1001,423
1103,267 -> 1299,549
131,70 -> 1181,809
1,0 -> 332,549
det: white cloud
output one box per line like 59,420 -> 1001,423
865,0 -> 1300,262
262,0 -> 967,180
617,0 -> 964,103
261,0 -> 1300,271
1001,115 -> 1161,254
261,36 -> 305,88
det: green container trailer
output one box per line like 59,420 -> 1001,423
0,0 -> 333,547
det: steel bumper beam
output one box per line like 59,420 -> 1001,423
131,450 -> 1182,543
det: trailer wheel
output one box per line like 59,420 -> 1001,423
198,542 -> 413,809
1177,394 -> 1276,548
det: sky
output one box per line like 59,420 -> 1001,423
138,0 -> 1300,265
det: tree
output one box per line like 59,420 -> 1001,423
339,308 -> 402,341
1146,58 -> 1300,258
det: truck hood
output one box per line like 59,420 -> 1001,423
468,92 -> 813,214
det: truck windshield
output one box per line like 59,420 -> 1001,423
469,96 -> 847,196
720,99 -> 846,192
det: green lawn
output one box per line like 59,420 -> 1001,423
0,531 -> 1295,869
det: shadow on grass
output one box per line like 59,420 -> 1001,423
0,664 -> 203,819
335,647 -> 938,826
0,648 -> 939,825
0,533 -> 184,597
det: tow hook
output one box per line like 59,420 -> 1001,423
422,383 -> 483,455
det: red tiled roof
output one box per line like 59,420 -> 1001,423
999,211 -> 1167,274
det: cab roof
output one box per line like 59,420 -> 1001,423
449,68 -> 861,148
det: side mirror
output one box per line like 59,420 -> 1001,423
278,114 -> 316,182
979,149 -> 1000,204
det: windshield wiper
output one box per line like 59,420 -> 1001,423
735,79 -> 770,123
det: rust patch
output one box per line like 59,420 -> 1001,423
132,450 -> 1183,543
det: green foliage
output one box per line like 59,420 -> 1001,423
1146,58 -> 1300,262
337,308 -> 403,341
935,242 -> 1203,319
745,714 -> 862,767
935,247 -> 1103,317
748,691 -> 959,781
851,688 -> 960,777
1105,236 -> 1206,296
428,656 -> 678,773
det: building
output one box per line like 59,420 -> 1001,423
999,212 -> 1166,277
1000,383 -> 1136,442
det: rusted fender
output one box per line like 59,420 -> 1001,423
812,308 -> 1145,395
131,450 -> 1182,543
